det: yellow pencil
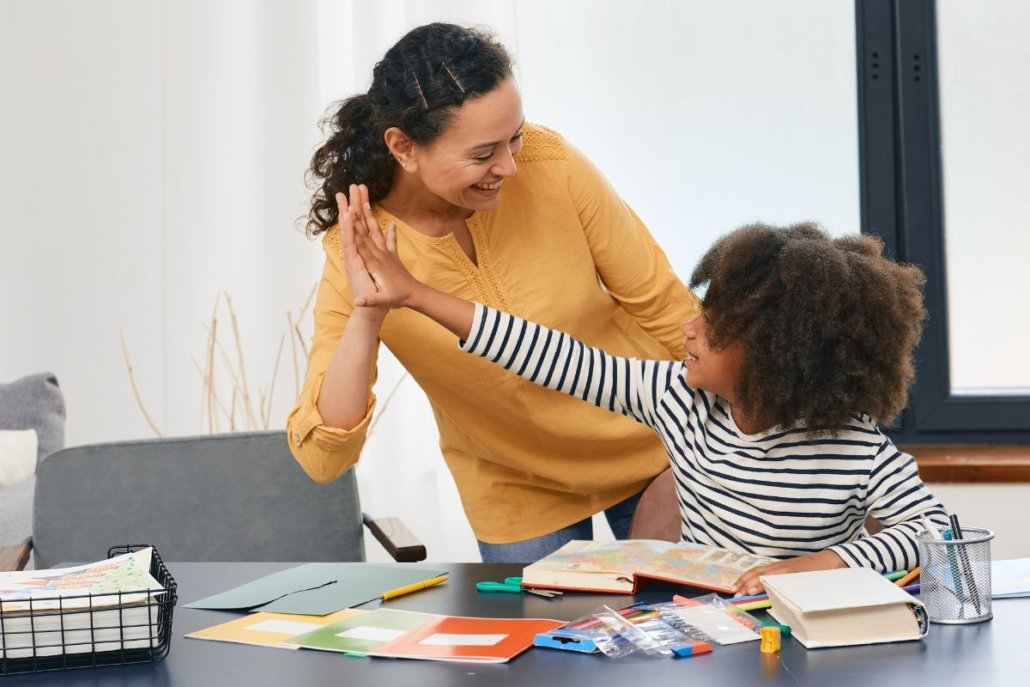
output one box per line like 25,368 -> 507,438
894,567 -> 921,588
380,575 -> 449,601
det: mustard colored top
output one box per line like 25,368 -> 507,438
287,124 -> 700,543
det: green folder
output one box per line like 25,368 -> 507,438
184,563 -> 447,615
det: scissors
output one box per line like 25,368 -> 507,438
475,576 -> 562,599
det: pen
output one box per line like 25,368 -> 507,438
920,514 -> 943,540
950,514 -> 983,615
380,575 -> 449,601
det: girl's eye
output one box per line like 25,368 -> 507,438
474,153 -> 493,163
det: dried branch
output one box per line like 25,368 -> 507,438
224,293 -> 258,429
118,330 -> 164,437
287,312 -> 300,399
205,314 -> 219,433
367,372 -> 410,438
296,282 -> 318,321
261,334 -> 285,429
192,357 -> 234,426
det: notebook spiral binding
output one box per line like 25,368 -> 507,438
0,544 -> 177,676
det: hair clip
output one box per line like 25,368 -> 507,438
410,70 -> 429,109
442,63 -> 465,94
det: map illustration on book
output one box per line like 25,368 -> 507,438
521,540 -> 774,594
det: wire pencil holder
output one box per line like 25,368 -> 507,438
917,527 -> 993,625
0,544 -> 177,675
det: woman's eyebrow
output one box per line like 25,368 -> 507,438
468,119 -> 526,151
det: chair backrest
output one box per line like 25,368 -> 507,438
32,431 -> 364,568
628,468 -> 681,542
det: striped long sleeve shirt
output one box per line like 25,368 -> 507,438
461,305 -> 950,572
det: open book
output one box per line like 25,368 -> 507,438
762,568 -> 928,648
520,540 -> 774,595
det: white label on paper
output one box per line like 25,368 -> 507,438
419,633 -> 507,646
247,620 -> 322,635
336,626 -> 407,642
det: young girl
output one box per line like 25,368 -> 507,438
344,200 -> 949,594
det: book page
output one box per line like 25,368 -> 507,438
0,548 -> 163,612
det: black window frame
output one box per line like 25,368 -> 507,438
856,0 -> 1030,443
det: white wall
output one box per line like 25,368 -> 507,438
10,1 -> 1018,565
928,484 -> 1029,560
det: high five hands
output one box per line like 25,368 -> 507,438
335,184 -> 417,310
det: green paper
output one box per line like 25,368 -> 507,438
290,608 -> 435,654
184,564 -> 446,615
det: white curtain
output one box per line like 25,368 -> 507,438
1,0 -> 858,562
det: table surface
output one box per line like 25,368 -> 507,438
3,561 -> 1027,686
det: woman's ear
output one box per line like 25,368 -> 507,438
384,127 -> 417,172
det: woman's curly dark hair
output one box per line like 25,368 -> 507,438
304,23 -> 513,237
689,222 -> 926,433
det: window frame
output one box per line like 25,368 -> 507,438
856,0 -> 1030,443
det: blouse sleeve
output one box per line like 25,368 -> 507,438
565,141 -> 701,360
286,228 -> 379,483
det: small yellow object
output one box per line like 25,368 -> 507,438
759,625 -> 781,653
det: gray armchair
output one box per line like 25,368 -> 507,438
0,431 -> 424,571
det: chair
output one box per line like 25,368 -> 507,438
628,468 -> 680,542
0,431 -> 424,571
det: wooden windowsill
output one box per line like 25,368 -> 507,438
903,445 -> 1030,483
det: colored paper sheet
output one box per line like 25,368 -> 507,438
373,615 -> 564,663
183,564 -> 446,615
289,608 -> 437,654
185,609 -> 367,649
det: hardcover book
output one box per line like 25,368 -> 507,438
762,568 -> 928,648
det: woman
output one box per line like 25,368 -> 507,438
287,22 -> 698,562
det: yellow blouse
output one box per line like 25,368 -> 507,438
287,124 -> 700,543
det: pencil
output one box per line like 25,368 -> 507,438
380,575 -> 449,601
895,567 -> 921,587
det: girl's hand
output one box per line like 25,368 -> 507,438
732,550 -> 847,596
340,186 -> 416,309
337,185 -> 389,317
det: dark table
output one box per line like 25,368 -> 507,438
3,562 -> 1026,686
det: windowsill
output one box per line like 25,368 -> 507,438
903,445 -> 1030,483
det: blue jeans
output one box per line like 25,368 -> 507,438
477,489 -> 644,563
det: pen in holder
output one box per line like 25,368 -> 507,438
916,526 -> 994,624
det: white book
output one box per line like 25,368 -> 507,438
761,568 -> 928,649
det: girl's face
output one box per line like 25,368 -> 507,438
408,77 -> 525,212
681,314 -> 745,403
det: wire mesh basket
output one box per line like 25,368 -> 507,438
0,544 -> 177,675
917,527 -> 993,625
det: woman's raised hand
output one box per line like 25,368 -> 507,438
337,185 -> 388,314
338,184 -> 417,310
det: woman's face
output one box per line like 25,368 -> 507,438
410,77 -> 524,212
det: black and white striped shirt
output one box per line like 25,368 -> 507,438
462,305 -> 949,572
